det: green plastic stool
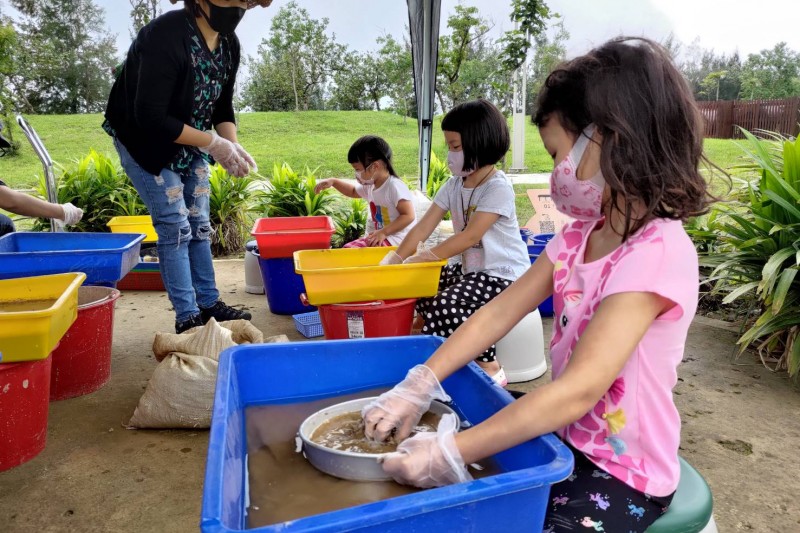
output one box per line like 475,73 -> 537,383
646,457 -> 716,533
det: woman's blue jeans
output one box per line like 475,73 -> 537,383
114,139 -> 219,321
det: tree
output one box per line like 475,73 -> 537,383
377,34 -> 415,120
680,38 -> 742,101
740,42 -> 800,100
436,5 -> 504,113
525,17 -> 568,113
247,1 -> 346,112
327,51 -> 388,111
129,0 -> 161,38
0,20 -> 20,151
498,0 -> 552,72
10,0 -> 117,114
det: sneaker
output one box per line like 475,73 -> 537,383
199,300 -> 252,324
176,314 -> 204,334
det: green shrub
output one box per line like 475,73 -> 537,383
208,164 -> 261,256
330,198 -> 368,248
33,149 -> 145,232
425,151 -> 451,221
701,129 -> 800,378
255,162 -> 337,217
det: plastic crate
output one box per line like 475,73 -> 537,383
107,215 -> 157,243
0,232 -> 144,285
294,247 -> 446,305
292,311 -> 324,338
117,270 -> 165,291
251,216 -> 334,259
0,272 -> 86,363
202,336 -> 573,533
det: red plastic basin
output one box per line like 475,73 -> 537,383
318,299 -> 416,340
49,286 -> 120,401
251,216 -> 334,259
0,356 -> 52,472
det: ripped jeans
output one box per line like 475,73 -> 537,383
114,139 -> 219,321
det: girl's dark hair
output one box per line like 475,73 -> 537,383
347,135 -> 398,177
441,99 -> 509,170
178,0 -> 202,17
533,37 -> 723,239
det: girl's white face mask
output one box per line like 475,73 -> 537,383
355,163 -> 376,185
447,150 -> 472,177
550,125 -> 606,221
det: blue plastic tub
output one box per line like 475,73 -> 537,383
258,256 -> 313,315
529,253 -> 554,317
202,336 -> 573,533
0,232 -> 144,285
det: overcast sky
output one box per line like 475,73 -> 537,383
91,0 -> 800,62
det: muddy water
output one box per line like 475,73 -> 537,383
0,299 -> 57,312
245,389 -> 499,528
310,411 -> 441,454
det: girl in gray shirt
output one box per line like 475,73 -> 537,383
380,99 -> 530,385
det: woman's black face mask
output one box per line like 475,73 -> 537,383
200,1 -> 246,34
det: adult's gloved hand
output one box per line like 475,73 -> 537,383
378,250 -> 403,265
362,364 -> 449,443
234,143 -> 258,174
60,203 -> 83,225
403,242 -> 440,264
200,131 -> 247,177
380,413 -> 472,488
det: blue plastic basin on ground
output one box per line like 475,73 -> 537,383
257,256 -> 313,315
0,232 -> 144,285
202,336 -> 573,533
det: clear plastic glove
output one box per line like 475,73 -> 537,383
59,203 -> 83,225
200,131 -> 247,177
380,413 -> 472,488
362,365 -> 450,443
403,242 -> 440,264
314,179 -> 334,194
379,250 -> 403,266
234,143 -> 258,174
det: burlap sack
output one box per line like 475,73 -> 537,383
128,319 -> 287,429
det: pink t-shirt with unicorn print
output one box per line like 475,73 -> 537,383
545,217 -> 698,497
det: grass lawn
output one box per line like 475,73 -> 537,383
0,111 -> 748,190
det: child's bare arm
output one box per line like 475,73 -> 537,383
0,186 -> 65,220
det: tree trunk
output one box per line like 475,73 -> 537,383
291,63 -> 300,112
436,89 -> 447,114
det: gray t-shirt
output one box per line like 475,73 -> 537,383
433,170 -> 529,281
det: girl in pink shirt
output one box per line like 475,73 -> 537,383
362,37 -> 717,532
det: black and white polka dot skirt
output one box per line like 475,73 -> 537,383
415,263 -> 512,362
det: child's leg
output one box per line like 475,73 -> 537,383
0,212 -> 14,237
343,236 -> 370,248
543,448 -> 672,532
415,263 -> 462,318
419,272 -> 511,374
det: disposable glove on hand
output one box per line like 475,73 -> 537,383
362,365 -> 449,443
378,250 -> 403,266
234,143 -> 258,174
380,413 -> 472,488
200,131 -> 247,177
59,203 -> 83,225
403,242 -> 440,264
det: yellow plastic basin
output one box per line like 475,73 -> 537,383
294,247 -> 447,305
107,215 -> 157,243
0,272 -> 86,363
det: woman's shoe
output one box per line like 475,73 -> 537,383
200,300 -> 252,323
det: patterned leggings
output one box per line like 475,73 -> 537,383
543,442 -> 673,532
415,263 -> 512,362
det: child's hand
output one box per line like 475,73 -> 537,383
379,250 -> 403,265
403,242 -> 440,264
366,230 -> 387,246
60,203 -> 83,225
314,179 -> 333,194
380,413 -> 472,488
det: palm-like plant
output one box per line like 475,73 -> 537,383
702,129 -> 800,377
208,164 -> 261,256
255,162 -> 337,217
331,198 -> 368,248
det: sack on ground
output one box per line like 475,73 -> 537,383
128,319 -> 284,429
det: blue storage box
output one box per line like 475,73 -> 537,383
292,311 -> 323,338
528,253 -> 555,317
202,336 -> 573,533
0,232 -> 144,285
258,256 -> 313,315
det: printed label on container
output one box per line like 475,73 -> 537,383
347,311 -> 365,339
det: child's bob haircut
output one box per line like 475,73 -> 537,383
347,135 -> 398,177
533,37 -> 722,239
441,99 -> 509,171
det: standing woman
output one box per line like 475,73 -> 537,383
104,0 -> 271,333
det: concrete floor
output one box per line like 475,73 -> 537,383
1,260 -> 798,532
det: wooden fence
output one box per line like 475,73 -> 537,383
696,97 -> 800,139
